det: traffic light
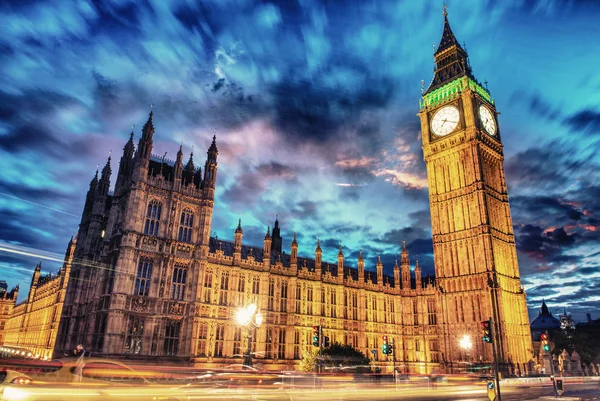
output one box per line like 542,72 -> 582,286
382,335 -> 389,354
323,336 -> 330,348
481,320 -> 493,343
312,326 -> 320,347
541,333 -> 551,352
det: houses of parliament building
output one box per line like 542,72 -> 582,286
0,10 -> 533,373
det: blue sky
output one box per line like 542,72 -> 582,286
0,0 -> 599,321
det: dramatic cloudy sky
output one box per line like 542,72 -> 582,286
1,0 -> 599,321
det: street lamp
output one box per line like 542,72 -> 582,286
235,303 -> 263,367
459,335 -> 472,369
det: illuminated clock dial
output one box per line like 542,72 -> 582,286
431,105 -> 460,136
479,105 -> 497,136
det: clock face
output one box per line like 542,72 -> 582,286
431,105 -> 460,136
479,105 -> 497,136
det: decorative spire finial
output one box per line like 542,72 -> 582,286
421,80 -> 425,95
442,2 -> 448,17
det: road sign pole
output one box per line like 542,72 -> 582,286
546,331 -> 558,398
319,325 -> 322,374
490,316 -> 502,401
392,339 -> 397,390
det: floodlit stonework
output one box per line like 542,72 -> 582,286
0,239 -> 74,359
1,10 -> 533,373
418,9 -> 532,367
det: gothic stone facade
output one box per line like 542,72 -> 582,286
0,239 -> 74,359
418,11 -> 532,366
42,10 -> 532,372
53,111 -> 440,372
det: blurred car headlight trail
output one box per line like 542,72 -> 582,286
3,387 -> 30,401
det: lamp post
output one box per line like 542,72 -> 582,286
235,303 -> 263,367
459,334 -> 472,372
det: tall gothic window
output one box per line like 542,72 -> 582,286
295,286 -> 301,313
214,324 -> 224,357
372,297 -> 377,323
203,270 -> 212,303
178,209 -> 194,243
144,200 -> 162,236
265,328 -> 273,359
428,299 -> 437,325
134,257 -> 153,296
330,291 -> 336,318
124,316 -> 144,354
252,276 -> 260,295
321,288 -> 326,316
268,279 -> 275,311
413,299 -> 419,326
278,330 -> 286,359
293,330 -> 300,359
171,264 -> 187,300
164,320 -> 180,356
307,287 -> 313,315
233,327 -> 242,356
197,323 -> 208,356
219,273 -> 229,305
238,275 -> 246,304
280,281 -> 288,312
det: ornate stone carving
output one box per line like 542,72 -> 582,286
132,296 -> 147,312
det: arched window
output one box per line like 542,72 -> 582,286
171,264 -> 188,301
178,209 -> 194,243
135,257 -> 153,296
144,200 -> 162,236
164,320 -> 181,356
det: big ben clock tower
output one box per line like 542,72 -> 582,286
419,8 -> 532,369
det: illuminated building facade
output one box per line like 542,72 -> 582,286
418,8 -> 532,367
52,109 -> 440,372
0,238 -> 75,359
0,281 -> 17,345
0,10 -> 532,373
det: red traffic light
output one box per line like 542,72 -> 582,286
382,335 -> 388,342
540,333 -> 548,341
312,326 -> 319,332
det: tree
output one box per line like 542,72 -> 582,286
322,343 -> 370,369
299,348 -> 319,372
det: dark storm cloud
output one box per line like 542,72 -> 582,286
505,145 -> 588,191
221,161 -> 298,208
515,224 -> 577,264
271,72 -> 395,143
512,195 -> 584,222
288,200 -> 319,220
563,109 -> 600,134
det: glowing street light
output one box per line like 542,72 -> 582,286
235,303 -> 263,367
459,335 -> 472,364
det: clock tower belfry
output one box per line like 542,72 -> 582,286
418,8 -> 532,369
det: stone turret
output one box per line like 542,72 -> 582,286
376,254 -> 383,285
263,226 -> 272,270
393,258 -> 400,288
401,241 -> 411,290
415,258 -> 422,292
233,219 -> 243,265
290,232 -> 298,271
358,249 -> 364,282
315,239 -> 322,276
